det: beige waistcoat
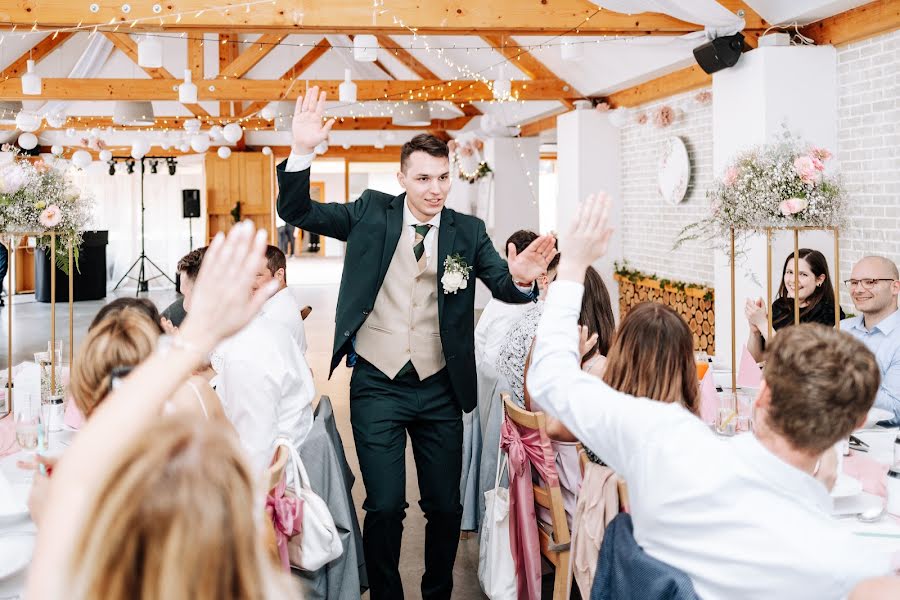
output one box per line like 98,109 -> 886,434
354,234 -> 444,379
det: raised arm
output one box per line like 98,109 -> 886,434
27,221 -> 276,599
475,221 -> 556,303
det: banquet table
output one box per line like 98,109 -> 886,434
0,363 -> 75,599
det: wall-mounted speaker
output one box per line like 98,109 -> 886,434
182,189 -> 200,219
693,33 -> 745,75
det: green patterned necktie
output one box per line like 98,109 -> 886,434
413,224 -> 432,268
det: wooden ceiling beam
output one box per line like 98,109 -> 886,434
187,33 -> 204,81
218,33 -> 239,116
0,78 -> 573,101
102,32 -> 210,117
17,115 -> 473,131
606,64 -> 711,108
481,34 -> 580,109
0,32 -> 74,80
3,1 -> 719,36
801,0 -> 900,46
217,33 -> 287,79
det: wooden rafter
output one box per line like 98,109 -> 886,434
238,37 -> 332,118
802,0 -> 900,46
4,1 -> 767,36
18,115 -> 473,132
218,33 -> 239,117
217,33 -> 287,79
481,34 -> 580,110
187,34 -> 204,81
0,32 -> 74,80
102,32 -> 210,117
0,78 -> 574,101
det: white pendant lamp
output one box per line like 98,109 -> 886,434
391,102 -> 431,127
353,35 -> 378,62
179,69 -> 198,104
339,69 -> 357,103
137,35 -> 163,68
113,101 -> 155,126
21,60 -> 42,95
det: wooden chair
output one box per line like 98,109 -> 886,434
501,392 -> 572,600
578,448 -> 629,514
300,305 -> 312,320
264,445 -> 290,566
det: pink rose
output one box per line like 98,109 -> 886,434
793,156 -> 820,185
779,198 -> 808,216
810,147 -> 832,162
810,156 -> 825,172
723,166 -> 739,187
39,204 -> 62,228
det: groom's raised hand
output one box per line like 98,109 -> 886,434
292,86 -> 336,155
508,234 -> 558,285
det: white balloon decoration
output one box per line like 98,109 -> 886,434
184,119 -> 202,134
99,149 -> 112,162
71,149 -> 92,169
17,132 -> 38,150
222,123 -> 243,144
45,112 -> 66,128
190,134 -> 211,153
131,139 -> 150,159
261,146 -> 272,156
209,125 -> 223,138
178,142 -> 191,153
50,145 -> 64,156
15,110 -> 41,133
259,104 -> 276,121
217,146 -> 232,159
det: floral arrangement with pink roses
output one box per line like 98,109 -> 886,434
0,146 -> 94,274
676,131 -> 846,251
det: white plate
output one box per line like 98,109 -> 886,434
831,474 -> 864,499
0,533 -> 34,580
861,407 -> 894,429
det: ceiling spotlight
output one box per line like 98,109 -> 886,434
125,158 -> 136,174
108,160 -> 116,176
166,157 -> 177,175
149,159 -> 159,174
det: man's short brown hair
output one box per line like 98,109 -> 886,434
764,324 -> 880,453
176,247 -> 206,281
265,245 -> 286,276
400,134 -> 449,172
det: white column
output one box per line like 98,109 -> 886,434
557,109 -> 623,318
474,136 -> 541,309
712,45 -> 838,366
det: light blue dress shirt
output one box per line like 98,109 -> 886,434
842,308 -> 900,421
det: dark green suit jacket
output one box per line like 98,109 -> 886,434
276,163 -> 534,412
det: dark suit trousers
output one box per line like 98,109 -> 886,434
349,358 -> 462,600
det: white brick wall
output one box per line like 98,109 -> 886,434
620,89 -> 715,285
837,29 -> 900,307
618,30 -> 900,300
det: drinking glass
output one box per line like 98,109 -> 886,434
15,394 -> 40,481
715,393 -> 737,436
695,351 -> 711,380
48,340 -> 63,366
736,390 -> 754,433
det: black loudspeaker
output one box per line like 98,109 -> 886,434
182,189 -> 201,218
693,33 -> 745,75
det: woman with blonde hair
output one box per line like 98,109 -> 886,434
27,222 -> 296,599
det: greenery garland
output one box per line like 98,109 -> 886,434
614,260 -> 714,302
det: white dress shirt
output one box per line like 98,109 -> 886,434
475,298 -> 533,369
213,316 -> 315,474
260,286 -> 308,356
842,309 -> 900,420
528,280 -> 892,600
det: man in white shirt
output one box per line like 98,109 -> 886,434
527,194 -> 893,600
841,256 -> 900,421
254,244 -> 308,356
177,247 -> 314,474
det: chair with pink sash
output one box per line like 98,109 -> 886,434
265,444 -> 303,571
501,393 -> 572,600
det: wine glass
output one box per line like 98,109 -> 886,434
15,394 -> 40,481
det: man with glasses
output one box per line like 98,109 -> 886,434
842,256 -> 900,421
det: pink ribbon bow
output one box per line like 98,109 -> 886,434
266,478 -> 303,571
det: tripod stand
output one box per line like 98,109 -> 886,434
114,157 -> 176,293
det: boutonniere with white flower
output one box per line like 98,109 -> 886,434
441,254 -> 472,295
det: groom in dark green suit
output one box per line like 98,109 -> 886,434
276,87 -> 556,600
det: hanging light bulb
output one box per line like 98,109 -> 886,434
339,68 -> 357,103
137,34 -> 163,68
179,69 -> 198,104
353,34 -> 378,62
21,60 -> 42,95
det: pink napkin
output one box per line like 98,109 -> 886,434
699,370 -> 718,425
737,346 -> 762,388
844,451 -> 888,497
63,397 -> 85,430
0,415 -> 20,457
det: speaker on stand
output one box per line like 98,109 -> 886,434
182,189 -> 201,251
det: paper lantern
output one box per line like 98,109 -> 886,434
17,132 -> 38,150
261,146 -> 273,156
131,139 -> 150,159
99,149 -> 112,162
190,134 -> 210,153
184,118 -> 202,134
178,142 -> 190,153
71,149 -> 92,169
45,112 -> 66,128
222,123 -> 243,144
51,145 -> 64,156
259,104 -> 276,121
137,35 -> 163,68
15,110 -> 41,133
217,146 -> 232,159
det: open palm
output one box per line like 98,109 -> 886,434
292,86 -> 336,155
508,234 -> 557,284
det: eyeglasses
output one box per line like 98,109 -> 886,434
844,278 -> 896,289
